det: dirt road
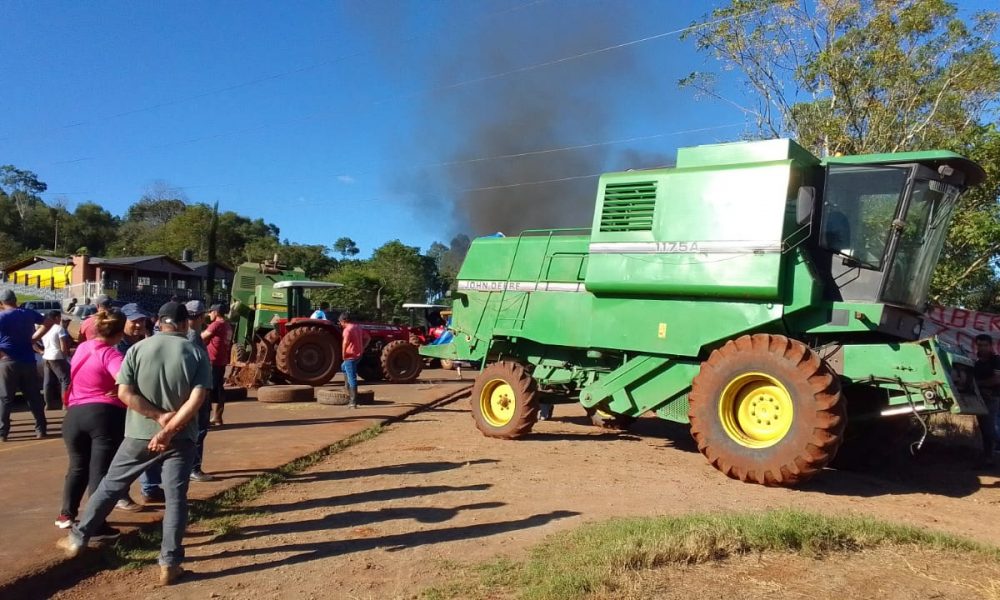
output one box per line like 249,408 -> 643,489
55,402 -> 1000,599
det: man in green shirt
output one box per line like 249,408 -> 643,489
58,302 -> 212,586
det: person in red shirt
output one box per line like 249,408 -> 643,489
201,304 -> 232,426
338,311 -> 370,408
77,295 -> 112,343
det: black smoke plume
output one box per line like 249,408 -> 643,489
406,2 -> 651,235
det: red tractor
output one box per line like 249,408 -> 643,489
228,274 -> 424,387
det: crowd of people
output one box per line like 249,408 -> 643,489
0,290 -> 232,585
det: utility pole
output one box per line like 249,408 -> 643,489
51,208 -> 59,252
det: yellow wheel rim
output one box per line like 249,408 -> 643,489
718,372 -> 793,448
480,378 -> 516,427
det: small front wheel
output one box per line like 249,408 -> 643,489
470,361 -> 539,439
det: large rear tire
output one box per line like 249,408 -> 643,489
688,334 -> 846,486
275,326 -> 341,386
380,340 -> 422,383
470,361 -> 538,439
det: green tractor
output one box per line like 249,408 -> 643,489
421,138 -> 987,486
228,259 -> 345,387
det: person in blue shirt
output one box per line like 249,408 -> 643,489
310,302 -> 330,320
0,289 -> 53,440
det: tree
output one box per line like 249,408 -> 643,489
684,0 -> 1000,307
0,165 -> 47,220
333,237 -> 360,258
61,202 -> 119,256
428,234 -> 471,295
276,243 -> 338,279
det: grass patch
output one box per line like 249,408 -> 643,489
108,424 -> 384,568
424,509 -> 1000,600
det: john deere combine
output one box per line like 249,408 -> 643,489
421,138 -> 987,486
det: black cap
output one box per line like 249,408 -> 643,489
209,303 -> 226,314
158,301 -> 189,326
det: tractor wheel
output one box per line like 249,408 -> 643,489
255,330 -> 280,365
439,359 -> 456,371
585,406 -> 637,431
688,334 -> 846,487
257,384 -> 314,403
470,361 -> 539,439
275,326 -> 341,386
380,340 -> 422,383
357,359 -> 385,382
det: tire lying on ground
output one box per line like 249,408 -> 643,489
223,387 -> 249,402
257,384 -> 315,403
316,388 -> 375,406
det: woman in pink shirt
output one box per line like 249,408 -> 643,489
56,309 -> 127,530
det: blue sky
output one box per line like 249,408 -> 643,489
0,0 -> 993,257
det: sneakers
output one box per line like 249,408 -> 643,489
159,565 -> 186,586
57,525 -> 119,556
35,431 -> 47,440
142,488 -> 165,504
189,469 -> 216,482
115,497 -> 143,512
56,535 -> 83,558
54,514 -> 74,529
90,524 -> 121,541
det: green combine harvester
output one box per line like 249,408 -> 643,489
421,138 -> 987,486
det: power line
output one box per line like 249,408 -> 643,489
426,123 -> 742,167
42,8 -> 760,166
41,122 -> 742,201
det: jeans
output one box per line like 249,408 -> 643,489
71,437 -> 195,566
44,358 -> 71,410
193,395 -> 212,472
342,358 -> 359,390
0,359 -> 47,437
141,463 -> 162,495
60,403 -> 126,517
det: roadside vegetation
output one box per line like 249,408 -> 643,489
424,509 -> 1000,600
